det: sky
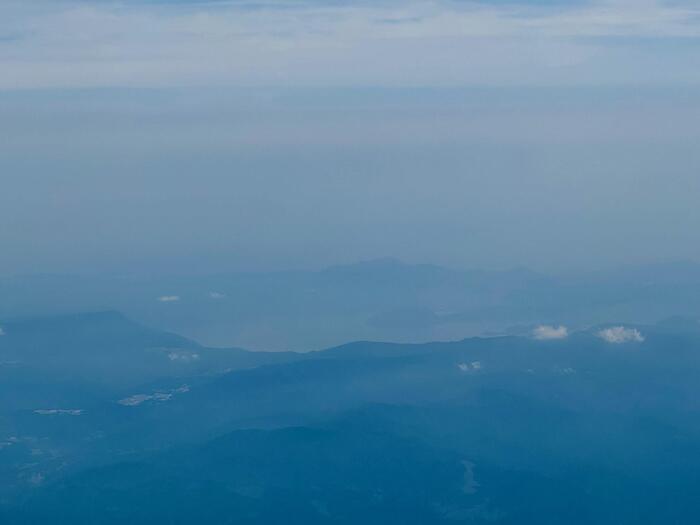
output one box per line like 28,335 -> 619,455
1,0 -> 699,275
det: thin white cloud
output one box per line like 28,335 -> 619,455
118,392 -> 171,406
167,351 -> 200,362
0,327 -> 4,336
118,384 -> 189,406
598,326 -> 645,344
208,291 -> 226,299
533,325 -> 569,340
157,295 -> 180,302
1,0 -> 699,89
34,409 -> 83,416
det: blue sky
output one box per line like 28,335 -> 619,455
1,1 -> 699,275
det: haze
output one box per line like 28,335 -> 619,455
2,0 -> 700,276
5,3 -> 700,523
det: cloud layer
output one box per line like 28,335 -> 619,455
1,0 -> 699,89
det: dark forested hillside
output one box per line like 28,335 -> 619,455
2,312 -> 700,522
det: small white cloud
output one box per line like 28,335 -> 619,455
209,291 -> 226,299
0,326 -> 5,335
34,409 -> 83,416
118,393 -> 172,406
118,385 -> 189,406
533,325 -> 569,340
118,394 -> 152,406
167,351 -> 200,363
157,295 -> 180,302
151,392 -> 173,402
597,326 -> 645,344
458,362 -> 482,372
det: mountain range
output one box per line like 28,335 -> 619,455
3,258 -> 700,351
2,310 -> 700,523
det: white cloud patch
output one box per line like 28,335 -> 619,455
34,409 -> 83,416
167,351 -> 200,362
533,325 -> 569,340
118,392 -> 171,406
157,295 -> 180,302
118,384 -> 189,406
0,326 -> 4,336
597,326 -> 645,344
457,361 -> 482,372
209,291 -> 226,299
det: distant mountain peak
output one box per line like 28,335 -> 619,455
322,257 -> 405,273
320,257 -> 454,277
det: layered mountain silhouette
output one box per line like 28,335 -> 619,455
2,311 -> 700,523
4,259 -> 700,350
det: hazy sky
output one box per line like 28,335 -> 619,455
1,0 -> 699,275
